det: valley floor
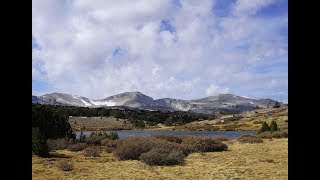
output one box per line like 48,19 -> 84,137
32,138 -> 288,179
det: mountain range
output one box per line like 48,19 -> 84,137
32,92 -> 279,114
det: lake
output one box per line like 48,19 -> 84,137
75,130 -> 257,139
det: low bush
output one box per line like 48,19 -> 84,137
257,132 -> 272,139
140,148 -> 185,166
151,134 -> 183,143
113,137 -> 155,160
101,138 -> 117,153
112,135 -> 228,166
238,135 -> 263,143
84,136 -> 104,145
58,160 -> 73,171
47,138 -> 74,151
83,146 -> 101,157
68,143 -> 88,151
180,136 -> 228,155
103,131 -> 119,140
272,131 -> 288,138
101,138 -> 114,146
270,120 -> 279,132
213,136 -> 230,142
258,131 -> 288,139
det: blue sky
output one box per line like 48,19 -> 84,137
32,0 -> 288,102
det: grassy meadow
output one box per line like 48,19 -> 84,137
32,138 -> 287,179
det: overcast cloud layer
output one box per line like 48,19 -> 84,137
32,0 -> 288,102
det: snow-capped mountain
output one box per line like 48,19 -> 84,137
32,92 -> 280,114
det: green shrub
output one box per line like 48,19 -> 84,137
86,131 -> 119,143
83,146 -> 101,157
140,148 -> 185,166
79,131 -> 86,142
259,122 -> 270,132
32,127 -> 49,157
238,135 -> 263,143
32,104 -> 75,139
273,101 -> 281,108
102,131 -> 119,140
270,120 -> 279,132
68,143 -> 88,151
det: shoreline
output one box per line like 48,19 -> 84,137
72,127 -> 258,132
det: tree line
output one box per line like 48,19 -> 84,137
32,104 -> 217,127
32,104 -> 75,157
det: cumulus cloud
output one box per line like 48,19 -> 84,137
205,84 -> 230,96
32,0 -> 287,101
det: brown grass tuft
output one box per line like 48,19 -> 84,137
67,143 -> 88,151
151,134 -> 183,143
58,160 -> 73,171
83,146 -> 101,157
238,134 -> 263,143
140,148 -> 185,166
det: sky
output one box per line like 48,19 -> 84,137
32,0 -> 288,102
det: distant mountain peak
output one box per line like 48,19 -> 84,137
32,92 -> 280,114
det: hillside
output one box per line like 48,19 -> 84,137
173,104 -> 288,131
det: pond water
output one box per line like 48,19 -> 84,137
75,130 -> 257,139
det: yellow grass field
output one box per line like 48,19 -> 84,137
32,138 -> 288,179
173,105 -> 288,131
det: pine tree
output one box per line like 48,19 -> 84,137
270,120 -> 279,132
259,122 -> 270,132
273,101 -> 281,108
32,127 -> 49,157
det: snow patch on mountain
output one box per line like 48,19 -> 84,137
90,100 -> 116,106
73,96 -> 92,106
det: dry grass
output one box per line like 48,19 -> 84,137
238,135 -> 263,143
32,138 -> 287,179
173,105 -> 288,131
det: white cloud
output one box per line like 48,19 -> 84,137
231,0 -> 276,17
32,0 -> 288,101
206,84 -> 230,96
